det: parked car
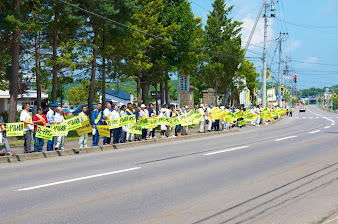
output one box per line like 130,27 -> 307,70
62,108 -> 72,116
299,107 -> 305,113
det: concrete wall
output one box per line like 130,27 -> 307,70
180,87 -> 194,109
202,88 -> 216,105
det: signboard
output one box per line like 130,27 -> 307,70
96,125 -> 110,137
50,124 -> 68,136
6,123 -> 24,137
65,116 -> 82,131
76,120 -> 93,136
36,126 -> 53,140
129,124 -> 142,134
106,118 -> 120,129
150,91 -> 161,100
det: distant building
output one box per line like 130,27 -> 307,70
96,89 -> 134,106
0,72 -> 48,111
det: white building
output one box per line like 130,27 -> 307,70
0,72 -> 48,111
96,89 -> 134,106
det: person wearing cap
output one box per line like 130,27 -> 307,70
92,103 -> 102,146
103,102 -> 113,145
54,107 -> 66,150
198,104 -> 205,133
159,107 -> 167,138
20,103 -> 34,153
111,104 -> 121,144
139,104 -> 149,140
46,103 -> 58,151
79,105 -> 89,148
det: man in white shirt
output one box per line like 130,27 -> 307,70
111,104 -> 120,144
140,104 -> 149,140
54,107 -> 65,150
103,102 -> 112,145
119,105 -> 127,143
46,103 -> 58,151
198,104 -> 205,133
20,103 -> 34,153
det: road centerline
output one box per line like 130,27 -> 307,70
16,167 -> 142,192
309,130 -> 321,134
203,146 -> 250,156
274,136 -> 297,142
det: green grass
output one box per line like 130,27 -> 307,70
312,216 -> 329,224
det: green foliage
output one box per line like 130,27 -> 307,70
66,79 -> 100,105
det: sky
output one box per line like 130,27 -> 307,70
190,0 -> 338,90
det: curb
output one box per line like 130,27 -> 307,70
0,117 -> 284,164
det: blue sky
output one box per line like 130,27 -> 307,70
190,0 -> 338,90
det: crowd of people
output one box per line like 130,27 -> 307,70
0,101 -> 288,155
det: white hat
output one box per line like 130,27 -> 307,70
141,104 -> 146,108
200,104 -> 204,107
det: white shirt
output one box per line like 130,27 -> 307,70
55,113 -> 64,124
103,108 -> 112,120
111,110 -> 119,119
198,108 -> 204,114
46,109 -> 55,125
20,110 -> 33,131
139,110 -> 145,118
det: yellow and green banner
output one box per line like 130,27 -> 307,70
157,117 -> 170,125
36,126 -> 53,140
50,124 -> 68,136
76,120 -> 92,136
138,118 -> 149,127
129,124 -> 142,134
119,116 -> 130,127
6,123 -> 24,137
65,116 -> 82,131
106,118 -> 120,129
96,125 -> 110,137
127,115 -> 136,125
238,120 -> 246,126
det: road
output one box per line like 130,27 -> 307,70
0,105 -> 337,224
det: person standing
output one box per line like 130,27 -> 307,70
33,108 -> 48,152
199,104 -> 205,133
0,114 -> 11,155
119,105 -> 127,143
54,107 -> 65,150
20,103 -> 34,153
103,102 -> 112,145
92,103 -> 102,146
111,104 -> 120,144
255,105 -> 261,127
159,108 -> 167,138
148,103 -> 156,139
46,103 -> 58,151
126,103 -> 134,142
135,107 -> 142,141
79,105 -> 89,148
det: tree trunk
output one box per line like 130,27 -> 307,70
141,81 -> 150,106
214,80 -> 217,106
35,28 -> 41,108
88,29 -> 98,121
52,9 -> 58,103
154,83 -> 159,113
165,79 -> 169,105
102,35 -> 106,108
136,74 -> 141,105
160,79 -> 164,105
222,88 -> 231,106
9,0 -> 20,123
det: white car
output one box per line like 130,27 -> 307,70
299,107 -> 305,112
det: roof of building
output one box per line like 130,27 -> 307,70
97,89 -> 130,100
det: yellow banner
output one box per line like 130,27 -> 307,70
6,123 -> 24,137
50,124 -> 68,136
76,120 -> 92,136
106,118 -> 120,129
65,116 -> 82,131
96,125 -> 111,137
129,124 -> 142,134
36,126 -> 53,140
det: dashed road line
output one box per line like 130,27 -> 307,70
275,136 -> 297,142
309,130 -> 321,134
203,146 -> 250,156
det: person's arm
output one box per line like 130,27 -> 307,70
20,112 -> 34,125
33,115 -> 43,124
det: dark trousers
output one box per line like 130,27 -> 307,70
141,128 -> 147,139
47,137 -> 54,151
214,120 -> 220,131
113,128 -> 121,143
149,128 -> 155,137
24,130 -> 32,153
119,131 -> 126,143
175,125 -> 181,136
104,130 -> 112,144
34,131 -> 44,152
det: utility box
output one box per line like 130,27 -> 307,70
202,88 -> 216,105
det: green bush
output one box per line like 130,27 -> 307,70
0,111 -> 20,123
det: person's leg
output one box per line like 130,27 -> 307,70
55,136 -> 61,149
39,138 -> 44,152
61,136 -> 65,149
2,136 -> 11,153
24,130 -> 32,153
84,134 -> 88,148
34,131 -> 39,152
199,120 -> 204,133
79,134 -> 84,148
47,137 -> 54,151
208,118 -> 212,131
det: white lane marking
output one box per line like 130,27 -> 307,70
275,136 -> 297,142
17,167 -> 142,191
309,130 -> 321,134
315,117 -> 319,118
324,126 -> 330,129
203,146 -> 249,156
295,117 -> 299,119
309,117 -> 313,119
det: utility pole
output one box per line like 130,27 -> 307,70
262,0 -> 268,108
278,33 -> 282,107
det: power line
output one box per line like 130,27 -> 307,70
293,60 -> 338,67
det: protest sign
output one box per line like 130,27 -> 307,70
238,120 -> 246,126
96,125 -> 111,137
36,126 -> 53,140
128,115 -> 136,125
138,118 -> 149,127
65,116 -> 82,131
119,116 -> 129,127
129,124 -> 142,134
50,124 -> 68,136
170,117 -> 180,127
157,117 -> 170,125
106,118 -> 120,129
76,120 -> 92,136
6,123 -> 24,137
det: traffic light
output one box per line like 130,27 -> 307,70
294,75 -> 297,83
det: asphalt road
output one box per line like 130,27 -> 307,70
0,106 -> 337,224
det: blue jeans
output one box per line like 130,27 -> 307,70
175,125 -> 181,136
47,137 -> 54,151
149,128 -> 155,137
92,127 -> 100,146
113,128 -> 121,143
34,131 -> 44,152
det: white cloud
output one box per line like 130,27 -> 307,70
289,40 -> 301,51
303,57 -> 319,64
